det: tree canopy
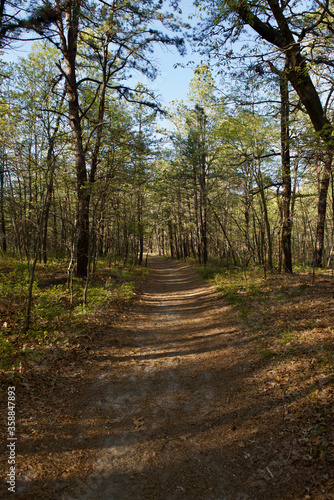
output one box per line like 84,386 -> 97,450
1,0 -> 334,284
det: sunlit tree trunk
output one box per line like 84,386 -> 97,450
41,93 -> 64,264
56,0 -> 89,277
280,67 -> 292,273
315,156 -> 332,267
0,150 -> 7,252
200,151 -> 208,265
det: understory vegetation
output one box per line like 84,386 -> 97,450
198,261 -> 334,468
1,2 -> 334,495
0,257 -> 147,376
1,1 -> 333,408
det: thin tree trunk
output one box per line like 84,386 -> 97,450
194,186 -> 201,264
168,220 -> 174,258
200,153 -> 208,266
25,241 -> 39,332
41,90 -> 65,264
315,155 -> 332,267
280,66 -> 293,273
257,170 -> 273,270
0,152 -> 6,252
89,33 -> 109,184
137,194 -> 144,265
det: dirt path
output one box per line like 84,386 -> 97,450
65,257 -> 248,500
10,257 -> 316,499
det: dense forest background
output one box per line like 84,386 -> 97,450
1,5 -> 334,496
1,0 -> 334,282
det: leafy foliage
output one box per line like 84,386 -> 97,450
0,258 -> 146,374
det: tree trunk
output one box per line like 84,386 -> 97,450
200,153 -> 208,266
0,153 -> 6,252
41,183 -> 52,264
234,0 -> 334,267
280,67 -> 292,273
89,34 -> 109,185
41,94 -> 64,264
194,185 -> 201,264
315,156 -> 332,267
168,220 -> 174,258
257,169 -> 273,270
57,1 -> 89,277
137,194 -> 144,265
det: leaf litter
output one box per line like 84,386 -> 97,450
0,258 -> 333,499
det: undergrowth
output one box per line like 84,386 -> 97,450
197,261 -> 334,465
0,257 -> 148,375
197,263 -> 334,368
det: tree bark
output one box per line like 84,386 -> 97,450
56,0 -> 89,277
137,193 -> 144,265
233,0 -> 333,267
280,67 -> 293,273
200,151 -> 208,266
41,92 -> 64,264
168,220 -> 174,258
256,166 -> 273,270
0,152 -> 6,252
315,156 -> 332,267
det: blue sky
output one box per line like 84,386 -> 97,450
146,45 -> 199,107
1,1 -> 202,107
147,0 -> 201,106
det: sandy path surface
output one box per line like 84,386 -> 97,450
11,257 -> 311,500
60,257 -> 275,500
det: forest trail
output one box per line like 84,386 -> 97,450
64,256 -> 254,500
61,255 -> 259,500
13,257 -> 314,500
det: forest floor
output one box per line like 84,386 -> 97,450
1,256 -> 334,499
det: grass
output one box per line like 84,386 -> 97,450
116,282 -> 136,299
197,260 -> 334,469
197,262 -> 334,371
0,257 -> 148,375
197,265 -> 266,317
256,346 -> 275,361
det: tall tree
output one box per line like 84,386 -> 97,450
0,0 -> 58,49
196,0 -> 334,266
279,66 -> 293,273
45,0 -> 185,277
